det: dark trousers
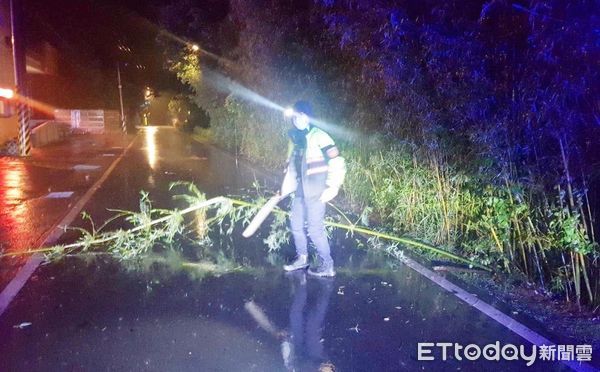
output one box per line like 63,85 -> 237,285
290,196 -> 333,265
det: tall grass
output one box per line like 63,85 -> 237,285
343,140 -> 598,308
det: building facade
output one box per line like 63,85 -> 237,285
0,0 -> 18,145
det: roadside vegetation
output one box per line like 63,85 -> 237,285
160,0 -> 599,310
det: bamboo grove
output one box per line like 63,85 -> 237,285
159,0 -> 599,309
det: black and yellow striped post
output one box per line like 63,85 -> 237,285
10,0 -> 30,156
17,96 -> 31,156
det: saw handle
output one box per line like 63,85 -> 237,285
242,193 -> 285,238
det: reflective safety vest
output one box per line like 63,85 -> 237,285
280,126 -> 346,199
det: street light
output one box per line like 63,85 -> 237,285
0,88 -> 15,99
191,44 -> 200,52
144,86 -> 153,100
142,86 -> 154,126
0,87 -> 15,118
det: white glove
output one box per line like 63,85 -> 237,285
319,187 -> 339,203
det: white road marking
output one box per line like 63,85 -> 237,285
0,135 -> 138,318
72,164 -> 100,171
45,191 -> 74,199
400,255 -> 597,372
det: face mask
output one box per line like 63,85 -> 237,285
292,113 -> 310,130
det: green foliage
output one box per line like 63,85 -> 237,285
160,0 -> 599,307
171,53 -> 200,88
549,209 -> 597,256
263,210 -> 290,252
209,96 -> 288,168
168,94 -> 210,132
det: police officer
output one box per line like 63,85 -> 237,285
281,101 -> 346,277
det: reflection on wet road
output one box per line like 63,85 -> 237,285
144,126 -> 158,170
0,127 -> 570,371
285,272 -> 334,371
0,134 -> 132,289
0,160 -> 29,252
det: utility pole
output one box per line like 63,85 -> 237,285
10,0 -> 30,156
117,62 -> 126,133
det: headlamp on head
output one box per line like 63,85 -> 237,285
284,107 -> 294,117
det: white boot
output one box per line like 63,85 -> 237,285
283,254 -> 309,271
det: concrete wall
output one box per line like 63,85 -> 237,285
30,121 -> 70,148
0,0 -> 18,145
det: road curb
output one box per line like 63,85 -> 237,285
0,134 -> 138,318
401,255 -> 598,372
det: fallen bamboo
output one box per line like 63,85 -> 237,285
1,196 -> 491,273
228,198 -> 492,272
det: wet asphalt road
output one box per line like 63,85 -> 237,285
0,127 -> 572,371
0,134 -> 132,289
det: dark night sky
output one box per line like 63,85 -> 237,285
24,0 -> 179,101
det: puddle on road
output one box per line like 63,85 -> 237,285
0,230 -> 567,371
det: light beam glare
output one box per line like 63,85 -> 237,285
162,28 -> 359,142
203,70 -> 285,112
137,12 -> 360,142
159,30 -> 236,68
202,70 -> 358,141
14,94 -> 56,117
144,126 -> 158,169
311,117 -> 358,142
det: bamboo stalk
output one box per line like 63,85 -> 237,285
0,197 -> 228,259
489,225 -> 504,254
503,180 -> 517,269
560,252 -> 571,302
558,136 -> 576,211
1,196 -> 492,275
514,220 -> 529,277
228,199 -> 492,272
579,252 -> 594,304
581,172 -> 596,242
571,251 -> 581,310
432,156 -> 451,243
326,220 -> 491,272
532,245 -> 546,290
